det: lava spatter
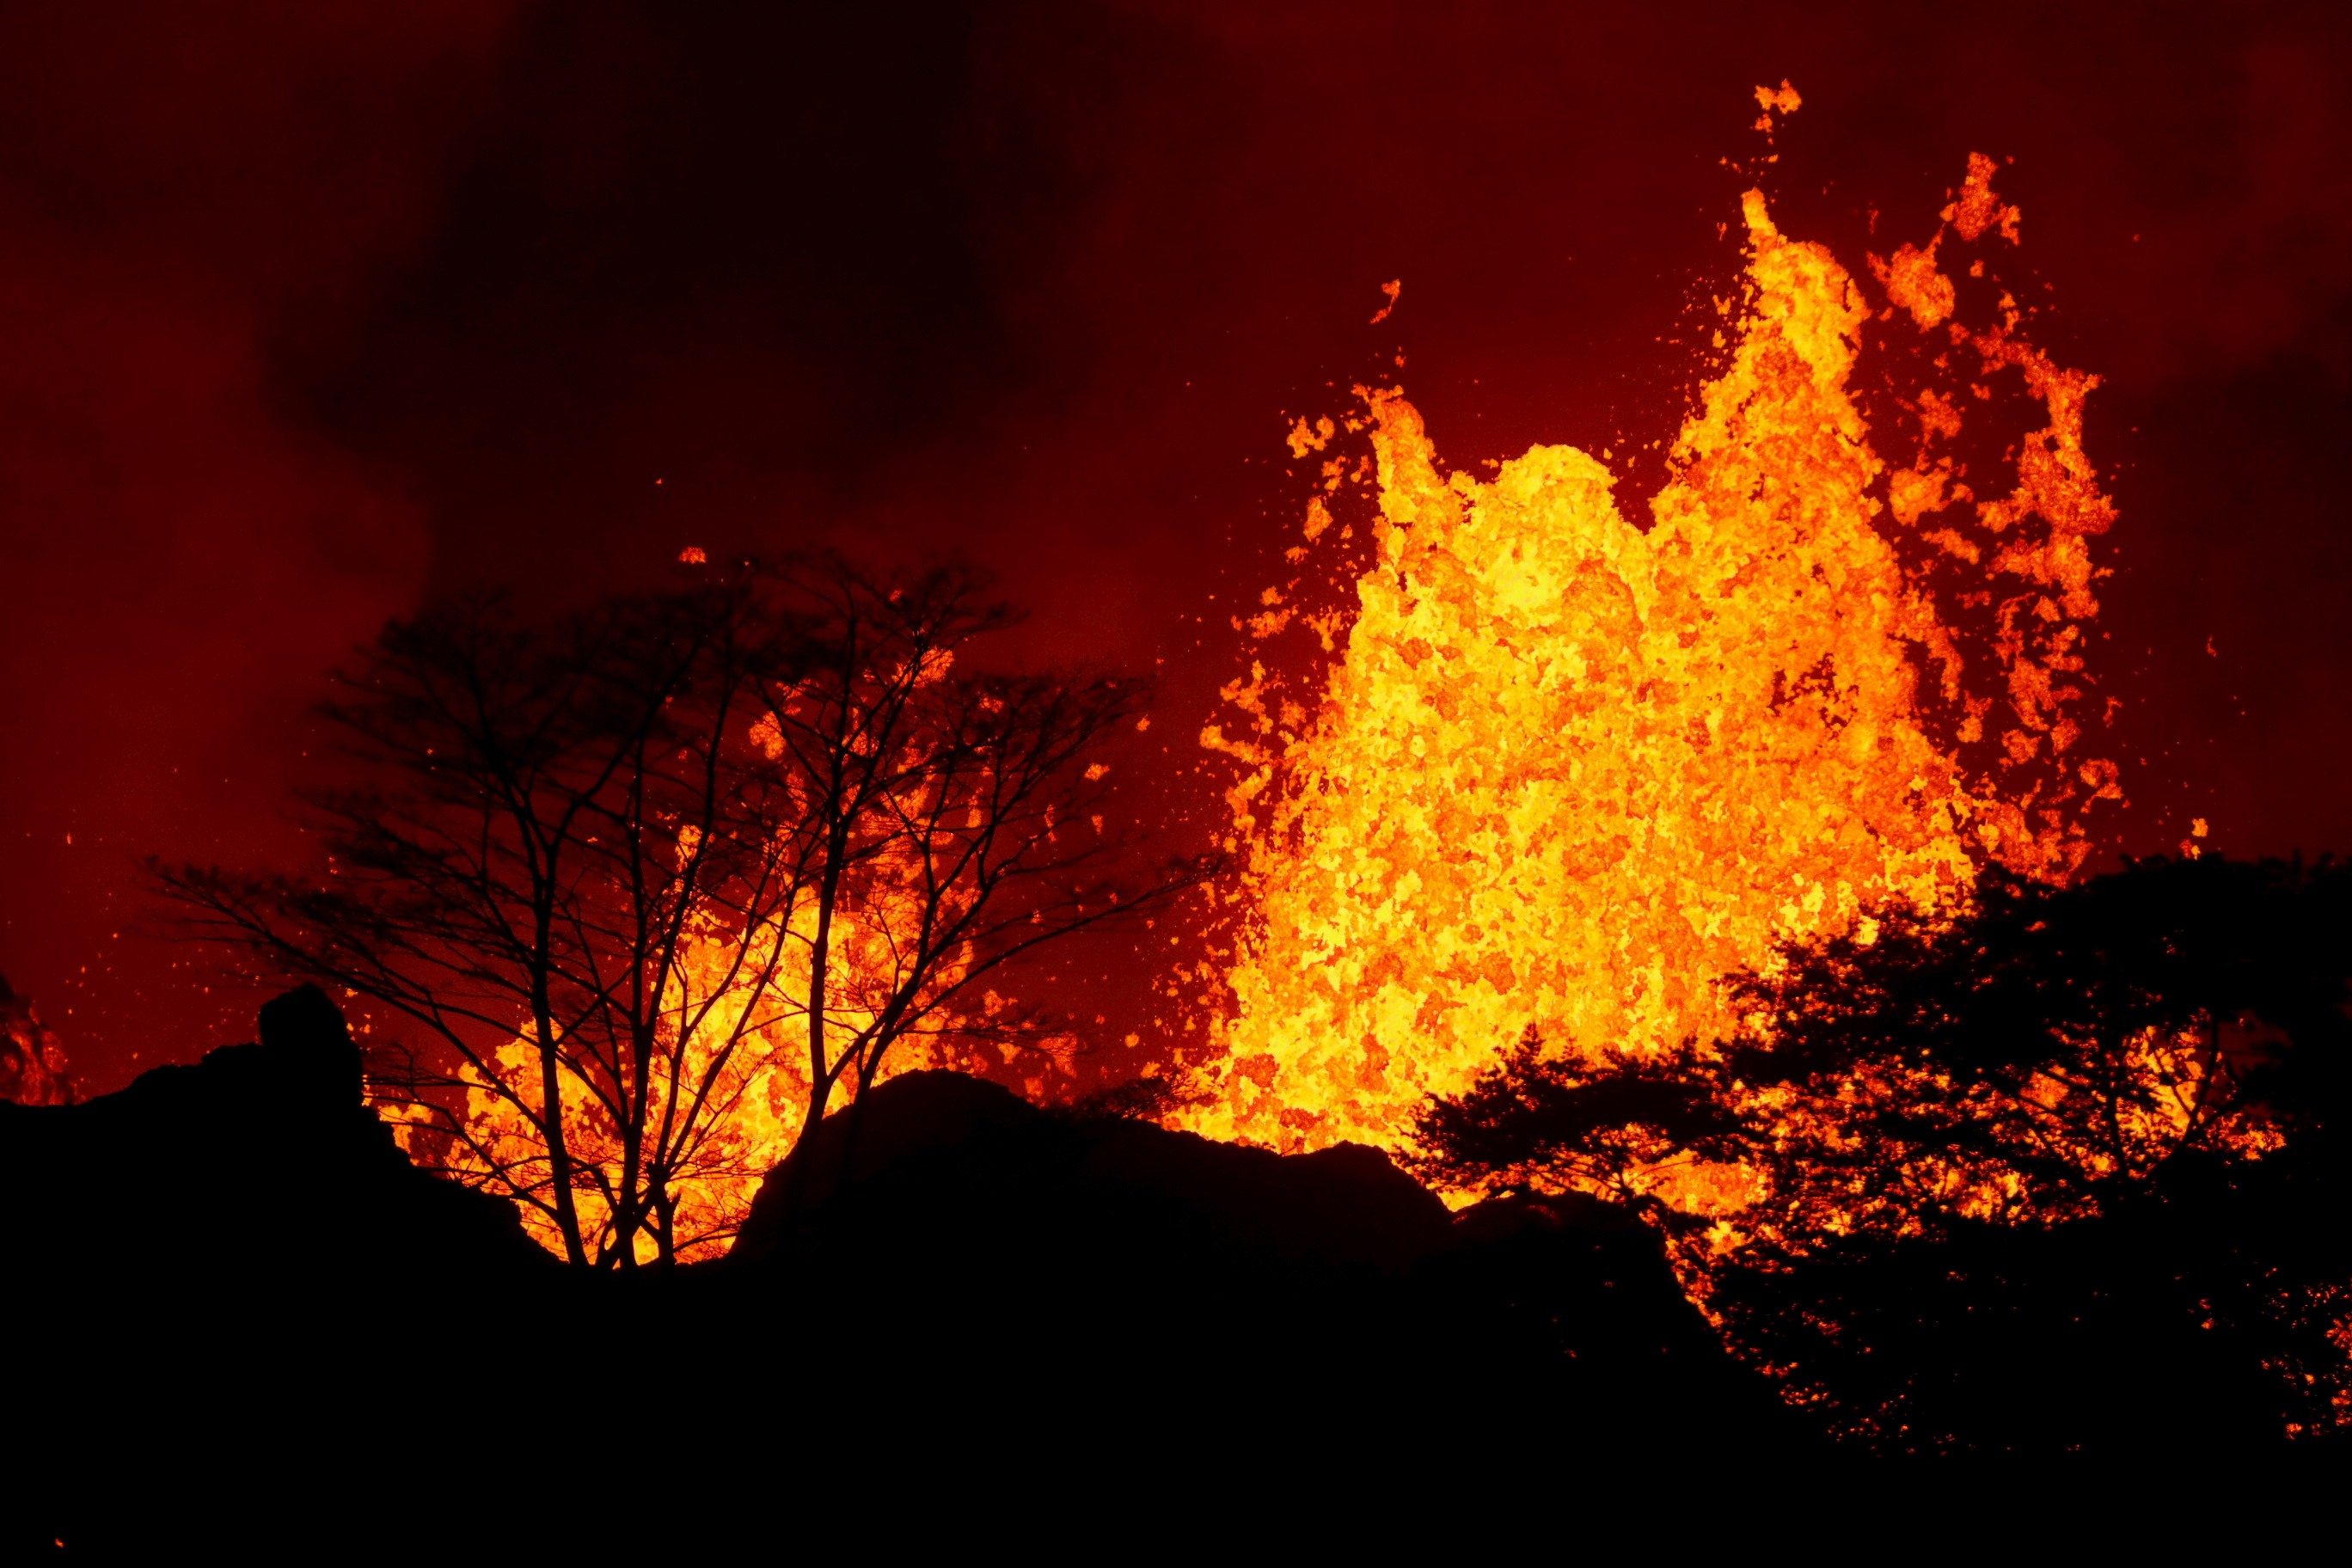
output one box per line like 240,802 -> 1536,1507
1192,166 -> 2116,1160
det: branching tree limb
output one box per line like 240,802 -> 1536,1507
156,554 -> 1215,1265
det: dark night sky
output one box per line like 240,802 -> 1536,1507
5,1 -> 2349,1092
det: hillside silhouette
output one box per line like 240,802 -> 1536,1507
5,989 -> 1795,1551
18,857 -> 2352,1552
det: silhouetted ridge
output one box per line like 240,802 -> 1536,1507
734,1069 -> 1456,1270
736,1069 -> 1050,1240
4,986 -> 545,1550
716,1068 -> 1780,1473
8,992 -> 1801,1549
2,983 -> 538,1281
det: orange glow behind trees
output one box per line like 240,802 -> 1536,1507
163,560 -> 1195,1265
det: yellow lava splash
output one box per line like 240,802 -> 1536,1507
1192,167 -> 2116,1157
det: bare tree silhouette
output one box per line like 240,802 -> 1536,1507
157,556 -> 1207,1265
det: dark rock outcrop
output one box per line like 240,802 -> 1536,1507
3,986 -> 545,1550
735,1069 -> 1457,1271
717,1069 -> 1787,1470
2,983 -> 538,1284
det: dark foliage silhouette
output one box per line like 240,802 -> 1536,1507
1407,1035 -> 1743,1226
1413,855 -> 2352,1456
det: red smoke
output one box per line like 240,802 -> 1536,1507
6,1 -> 2352,1092
0,2 -> 521,1069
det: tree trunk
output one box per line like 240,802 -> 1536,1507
530,933 -> 590,1267
535,1010 -> 590,1267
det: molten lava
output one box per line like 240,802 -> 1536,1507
1193,154 -> 2116,1162
381,125 -> 2122,1251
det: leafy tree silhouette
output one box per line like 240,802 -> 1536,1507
157,555 -> 1208,1265
1407,1034 -> 1743,1227
1413,856 -> 2352,1455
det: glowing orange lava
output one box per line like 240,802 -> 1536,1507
384,893 -> 966,1264
1192,145 -> 2116,1161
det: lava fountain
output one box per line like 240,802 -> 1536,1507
1192,131 -> 2118,1157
